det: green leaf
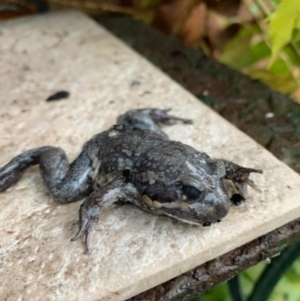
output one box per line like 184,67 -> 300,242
247,66 -> 298,94
269,0 -> 281,6
228,276 -> 243,301
250,40 -> 271,61
269,58 -> 290,76
282,44 -> 300,67
189,296 -> 202,301
268,0 -> 300,65
239,262 -> 267,297
291,257 -> 300,276
292,29 -> 300,43
201,282 -> 231,301
268,275 -> 300,301
296,15 -> 300,28
219,26 -> 264,69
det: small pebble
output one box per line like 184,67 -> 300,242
46,91 -> 70,102
265,112 -> 274,119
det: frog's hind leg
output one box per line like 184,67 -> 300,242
117,108 -> 192,137
0,146 -> 92,203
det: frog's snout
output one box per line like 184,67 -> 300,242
191,191 -> 230,225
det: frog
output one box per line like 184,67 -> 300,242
0,108 -> 262,254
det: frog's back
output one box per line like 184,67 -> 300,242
89,125 -> 168,186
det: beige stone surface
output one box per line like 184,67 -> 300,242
0,10 -> 300,301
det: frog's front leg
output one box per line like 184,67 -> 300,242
0,146 -> 92,203
71,181 -> 139,254
117,108 -> 192,138
221,159 -> 263,204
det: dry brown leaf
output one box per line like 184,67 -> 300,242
292,87 -> 300,104
179,2 -> 206,44
153,0 -> 202,35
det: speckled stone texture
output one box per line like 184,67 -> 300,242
0,11 -> 300,301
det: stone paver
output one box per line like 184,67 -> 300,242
0,11 -> 300,301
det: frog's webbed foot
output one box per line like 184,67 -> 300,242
117,108 -> 192,137
71,199 -> 99,255
221,160 -> 263,205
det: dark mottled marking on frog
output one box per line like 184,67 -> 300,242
123,169 -> 131,183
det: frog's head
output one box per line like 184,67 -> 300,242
139,144 -> 231,226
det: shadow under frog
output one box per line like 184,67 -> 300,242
0,108 -> 262,254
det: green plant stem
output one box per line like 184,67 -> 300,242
254,0 -> 271,16
228,276 -> 243,301
247,241 -> 300,301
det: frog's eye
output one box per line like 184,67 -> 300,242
182,185 -> 201,199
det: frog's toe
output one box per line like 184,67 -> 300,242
234,168 -> 263,195
71,218 -> 93,254
150,108 -> 193,125
71,201 -> 99,254
225,164 -> 263,196
244,177 -> 262,192
71,217 -> 89,241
